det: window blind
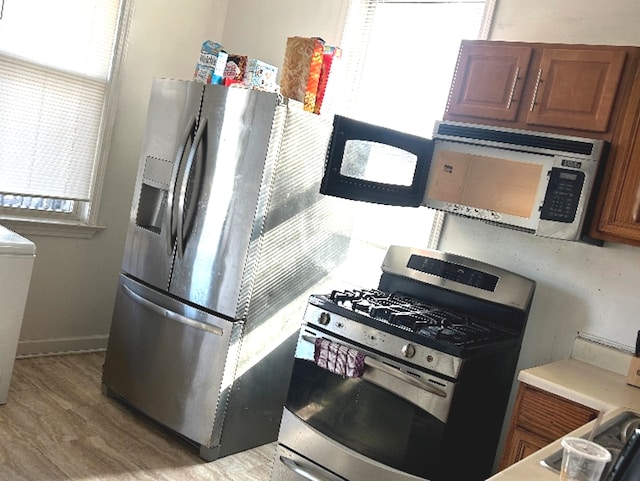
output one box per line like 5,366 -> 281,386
0,0 -> 122,201
325,0 -> 378,116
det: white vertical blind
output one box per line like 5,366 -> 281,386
0,0 -> 122,201
326,0 -> 379,115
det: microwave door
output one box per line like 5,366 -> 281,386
320,115 -> 433,207
121,79 -> 203,291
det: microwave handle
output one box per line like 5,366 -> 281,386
302,335 -> 447,398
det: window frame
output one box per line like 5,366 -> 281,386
0,0 -> 134,238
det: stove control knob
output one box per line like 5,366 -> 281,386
401,344 -> 416,358
318,312 -> 331,326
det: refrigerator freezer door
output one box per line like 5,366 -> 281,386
102,274 -> 234,447
122,79 -> 203,291
169,85 -> 281,318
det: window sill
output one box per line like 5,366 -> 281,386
0,217 -> 105,239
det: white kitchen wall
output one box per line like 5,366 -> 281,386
16,0 -> 229,355
221,0 -> 348,77
14,0 -> 640,371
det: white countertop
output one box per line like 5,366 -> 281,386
488,358 -> 640,481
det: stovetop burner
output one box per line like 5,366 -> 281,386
320,288 -> 516,351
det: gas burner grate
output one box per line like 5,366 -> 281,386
324,288 -> 513,347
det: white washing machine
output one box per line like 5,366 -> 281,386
0,224 -> 35,404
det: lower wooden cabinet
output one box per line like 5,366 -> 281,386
499,383 -> 599,470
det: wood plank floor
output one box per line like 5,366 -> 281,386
0,352 -> 274,480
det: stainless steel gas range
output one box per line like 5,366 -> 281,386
271,245 -> 536,481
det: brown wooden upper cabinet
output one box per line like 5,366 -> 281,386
445,40 -> 627,135
447,43 -> 533,122
527,48 -> 625,131
590,68 -> 640,245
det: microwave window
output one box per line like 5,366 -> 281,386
426,149 -> 543,219
341,139 -> 418,186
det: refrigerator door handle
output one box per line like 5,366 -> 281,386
166,114 -> 197,256
177,116 -> 207,259
122,284 -> 224,336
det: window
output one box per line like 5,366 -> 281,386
0,0 -> 130,235
332,0 -> 493,284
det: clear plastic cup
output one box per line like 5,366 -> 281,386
560,437 -> 612,481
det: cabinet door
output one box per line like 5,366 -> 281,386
447,43 -> 532,121
500,427 -> 550,468
499,383 -> 598,471
593,77 -> 640,244
516,383 -> 598,441
527,48 -> 626,132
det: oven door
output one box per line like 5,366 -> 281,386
280,325 -> 456,481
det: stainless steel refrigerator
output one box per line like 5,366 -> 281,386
102,78 -> 352,461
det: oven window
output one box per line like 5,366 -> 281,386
286,360 -> 446,479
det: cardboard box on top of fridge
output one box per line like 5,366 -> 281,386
194,40 -> 229,85
314,45 -> 342,114
281,36 -> 325,112
243,59 -> 279,92
223,54 -> 248,87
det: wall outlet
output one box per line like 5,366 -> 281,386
627,356 -> 640,388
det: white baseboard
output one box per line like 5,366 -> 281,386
16,335 -> 108,358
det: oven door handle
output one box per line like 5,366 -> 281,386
279,455 -> 344,481
364,356 -> 447,398
302,335 -> 447,398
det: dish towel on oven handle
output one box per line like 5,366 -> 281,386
314,337 -> 366,378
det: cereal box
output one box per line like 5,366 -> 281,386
194,40 -> 229,85
223,54 -> 248,86
281,36 -> 325,112
243,59 -> 279,92
314,45 -> 342,114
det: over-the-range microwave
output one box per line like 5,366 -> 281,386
320,116 -> 608,243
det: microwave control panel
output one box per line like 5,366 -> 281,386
539,168 -> 586,223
